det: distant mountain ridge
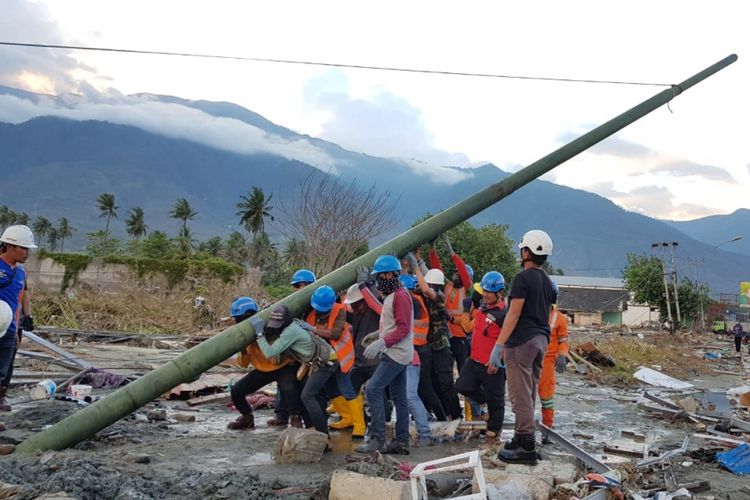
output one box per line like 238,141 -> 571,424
1,85 -> 748,294
665,209 -> 750,257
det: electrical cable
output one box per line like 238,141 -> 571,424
0,40 -> 674,87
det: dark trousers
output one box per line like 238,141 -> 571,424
432,346 -> 462,420
455,359 -> 505,433
230,364 -> 302,416
735,335 -> 743,353
415,345 -> 447,420
351,364 -> 377,394
449,336 -> 469,373
0,329 -> 18,387
301,362 -> 339,435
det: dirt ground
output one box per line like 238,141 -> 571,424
1,327 -> 749,499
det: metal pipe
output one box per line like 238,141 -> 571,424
15,54 -> 737,453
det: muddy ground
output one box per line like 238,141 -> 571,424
1,329 -> 749,499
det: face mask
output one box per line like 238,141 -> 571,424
376,276 -> 401,295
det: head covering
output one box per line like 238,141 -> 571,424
267,305 -> 292,329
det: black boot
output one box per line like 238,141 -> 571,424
227,413 -> 255,430
498,433 -> 537,465
0,386 -> 11,412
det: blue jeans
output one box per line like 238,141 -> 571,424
302,362 -> 339,434
0,328 -> 18,387
365,355 -> 409,444
324,369 -> 357,400
406,364 -> 432,439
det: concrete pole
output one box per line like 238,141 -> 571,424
654,243 -> 674,332
669,242 -> 682,329
14,54 -> 738,453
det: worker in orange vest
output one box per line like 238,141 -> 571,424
538,279 -> 568,428
227,297 -> 304,430
427,236 -> 473,372
306,285 -> 365,438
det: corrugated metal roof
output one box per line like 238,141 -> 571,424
558,288 -> 629,313
552,276 -> 625,289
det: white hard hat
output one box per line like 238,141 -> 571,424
424,269 -> 445,285
518,229 -> 553,256
0,225 -> 37,249
0,300 -> 12,333
344,284 -> 363,304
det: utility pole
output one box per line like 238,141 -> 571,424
653,242 -> 673,333
667,242 -> 682,330
688,256 -> 706,333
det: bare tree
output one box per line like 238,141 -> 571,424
275,172 -> 397,275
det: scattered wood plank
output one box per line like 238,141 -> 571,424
185,392 -> 230,406
23,331 -> 93,369
570,351 -> 602,372
16,349 -> 81,371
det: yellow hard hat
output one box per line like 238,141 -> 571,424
473,282 -> 483,294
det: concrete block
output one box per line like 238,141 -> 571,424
505,460 -> 580,485
473,469 -> 553,500
273,427 -> 328,464
328,470 -> 410,500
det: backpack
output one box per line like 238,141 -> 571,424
305,331 -> 334,371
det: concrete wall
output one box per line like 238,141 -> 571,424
571,312 -> 602,327
23,254 -> 259,293
622,304 -> 655,327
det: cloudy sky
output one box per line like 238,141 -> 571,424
1,0 -> 748,221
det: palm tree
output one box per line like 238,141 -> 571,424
170,198 -> 197,231
125,207 -> 148,240
47,227 -> 60,251
57,217 -> 75,251
15,212 -> 29,225
176,225 -> 195,256
31,216 -> 52,250
225,231 -> 249,265
198,236 -> 223,257
236,187 -> 274,236
248,232 -> 277,269
96,193 -> 118,237
0,206 -> 14,231
283,239 -> 308,268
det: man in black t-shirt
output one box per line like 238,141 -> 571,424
487,229 -> 556,465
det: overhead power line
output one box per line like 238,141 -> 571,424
0,40 -> 674,87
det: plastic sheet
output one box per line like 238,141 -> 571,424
716,442 -> 750,475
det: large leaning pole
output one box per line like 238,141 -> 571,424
15,54 -> 737,453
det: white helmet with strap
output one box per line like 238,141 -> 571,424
344,283 -> 364,304
518,229 -> 553,256
424,269 -> 445,285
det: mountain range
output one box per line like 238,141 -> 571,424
1,85 -> 748,295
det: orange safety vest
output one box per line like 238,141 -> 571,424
545,310 -> 569,358
412,292 -> 429,346
238,343 -> 294,372
306,303 -> 355,373
445,283 -> 467,338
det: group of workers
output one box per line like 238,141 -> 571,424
226,229 -> 568,465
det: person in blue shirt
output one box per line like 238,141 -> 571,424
0,225 -> 37,412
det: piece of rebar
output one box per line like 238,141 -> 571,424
15,54 -> 738,453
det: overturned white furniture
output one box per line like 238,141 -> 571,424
409,450 -> 486,500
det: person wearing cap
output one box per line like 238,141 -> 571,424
226,297 -> 304,430
355,255 -> 413,455
489,230 -> 556,465
408,253 -> 462,421
306,285 -> 364,439
255,305 -> 341,442
0,225 -> 36,412
538,279 -> 569,429
266,268 -> 319,427
455,271 -> 507,444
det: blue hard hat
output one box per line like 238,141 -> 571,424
373,255 -> 401,274
480,271 -> 505,293
230,296 -> 259,317
291,269 -> 317,286
311,285 -> 336,313
399,275 -> 416,290
465,264 -> 474,281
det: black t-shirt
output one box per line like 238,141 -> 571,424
506,268 -> 555,347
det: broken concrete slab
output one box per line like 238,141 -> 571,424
504,460 -> 580,485
634,367 -> 694,390
329,470 -> 410,500
273,427 -> 328,464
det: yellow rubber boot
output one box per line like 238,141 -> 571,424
328,396 -> 353,430
349,395 -> 366,439
465,397 -> 473,421
326,403 -> 335,415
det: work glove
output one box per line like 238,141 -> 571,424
357,266 -> 370,283
250,316 -> 265,338
555,354 -> 567,374
20,315 -> 34,332
293,318 -> 315,332
405,252 -> 419,273
444,235 -> 455,255
488,343 -> 505,370
363,338 -> 386,359
362,331 -> 380,346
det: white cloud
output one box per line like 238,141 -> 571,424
586,182 -> 718,220
0,92 -> 342,169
